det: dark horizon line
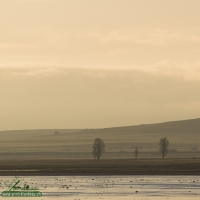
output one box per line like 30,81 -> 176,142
0,116 -> 200,132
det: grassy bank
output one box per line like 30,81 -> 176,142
0,158 -> 200,176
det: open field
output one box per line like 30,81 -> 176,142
0,118 -> 200,176
0,158 -> 200,176
0,118 -> 200,161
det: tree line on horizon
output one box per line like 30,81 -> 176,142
92,137 -> 169,160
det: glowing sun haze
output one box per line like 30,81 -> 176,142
0,0 -> 200,130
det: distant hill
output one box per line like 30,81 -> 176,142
0,129 -> 81,137
1,117 -> 200,136
0,118 -> 199,159
0,118 -> 200,144
77,117 -> 200,135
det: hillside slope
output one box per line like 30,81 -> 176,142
0,118 -> 199,159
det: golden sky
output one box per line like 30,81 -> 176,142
0,0 -> 200,130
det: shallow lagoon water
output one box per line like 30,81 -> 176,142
0,176 -> 200,199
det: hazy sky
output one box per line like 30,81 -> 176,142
1,0 -> 200,130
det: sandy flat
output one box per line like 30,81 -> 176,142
0,176 -> 200,199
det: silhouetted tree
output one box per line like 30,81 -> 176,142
159,137 -> 169,159
92,138 -> 105,160
135,146 -> 139,160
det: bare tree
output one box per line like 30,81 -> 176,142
92,138 -> 105,161
135,146 -> 139,160
159,137 -> 169,159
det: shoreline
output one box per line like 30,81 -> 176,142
0,158 -> 200,176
